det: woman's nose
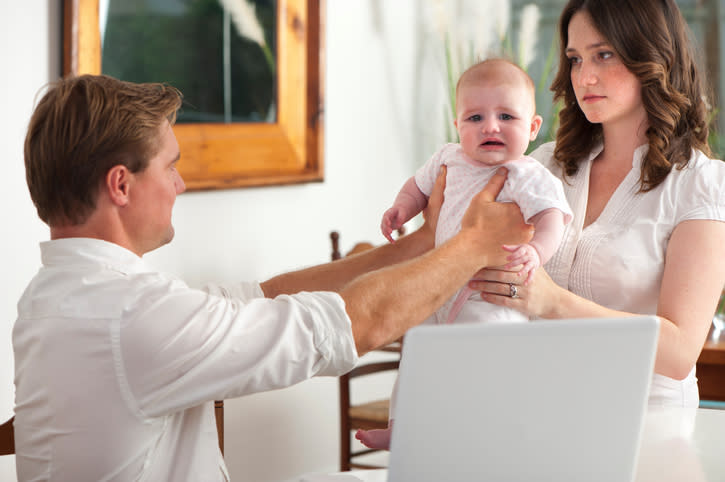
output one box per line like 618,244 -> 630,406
576,61 -> 598,86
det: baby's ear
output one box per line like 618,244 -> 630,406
530,114 -> 543,141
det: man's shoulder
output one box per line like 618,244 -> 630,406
18,260 -> 186,322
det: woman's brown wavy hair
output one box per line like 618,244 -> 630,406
551,0 -> 712,192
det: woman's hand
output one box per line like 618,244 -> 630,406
468,266 -> 564,319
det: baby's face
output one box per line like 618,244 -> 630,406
455,78 -> 541,166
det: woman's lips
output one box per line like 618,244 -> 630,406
582,94 -> 605,103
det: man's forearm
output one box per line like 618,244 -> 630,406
341,229 -> 490,354
260,228 -> 434,298
345,174 -> 534,355
264,166 -> 533,356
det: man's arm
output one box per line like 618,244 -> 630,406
261,166 -> 449,297
343,168 -> 532,354
263,167 -> 533,355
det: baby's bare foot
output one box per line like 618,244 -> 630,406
355,427 -> 392,450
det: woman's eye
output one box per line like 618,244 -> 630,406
567,56 -> 581,65
599,51 -> 614,60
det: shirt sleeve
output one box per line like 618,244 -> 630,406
115,275 -> 358,418
674,151 -> 725,224
414,144 -> 456,196
502,158 -> 573,224
203,280 -> 264,302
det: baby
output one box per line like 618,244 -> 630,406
357,58 -> 572,450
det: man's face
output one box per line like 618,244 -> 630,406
125,121 -> 185,255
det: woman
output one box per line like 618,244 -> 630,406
474,0 -> 725,407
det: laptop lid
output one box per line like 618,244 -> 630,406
387,316 -> 659,482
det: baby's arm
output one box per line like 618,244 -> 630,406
381,176 -> 429,242
503,208 -> 565,284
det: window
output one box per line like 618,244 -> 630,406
63,0 -> 324,191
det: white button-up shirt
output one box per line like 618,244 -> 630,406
13,238 -> 358,481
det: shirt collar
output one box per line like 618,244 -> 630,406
587,142 -> 648,169
632,143 -> 649,170
40,238 -> 152,275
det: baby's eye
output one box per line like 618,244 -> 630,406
499,113 -> 514,121
467,114 -> 482,122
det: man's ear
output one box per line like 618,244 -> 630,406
106,165 -> 132,207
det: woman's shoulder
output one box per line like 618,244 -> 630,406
528,141 -> 558,172
687,148 -> 725,167
528,141 -> 556,159
675,149 -> 725,181
528,141 -> 561,177
664,149 -> 725,221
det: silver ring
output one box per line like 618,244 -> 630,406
509,283 -> 519,299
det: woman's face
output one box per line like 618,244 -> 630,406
565,10 -> 647,131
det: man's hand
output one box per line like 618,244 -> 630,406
338,167 -> 532,354
460,168 -> 534,267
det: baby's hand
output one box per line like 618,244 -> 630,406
381,207 -> 405,243
502,244 -> 541,285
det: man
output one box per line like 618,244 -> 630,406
14,74 -> 531,480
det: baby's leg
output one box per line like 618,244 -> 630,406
355,374 -> 400,451
355,420 -> 393,450
446,286 -> 474,324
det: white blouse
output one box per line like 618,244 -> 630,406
531,142 -> 725,407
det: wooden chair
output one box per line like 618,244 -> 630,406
0,416 -> 14,456
339,357 -> 400,470
697,324 -> 725,403
214,400 -> 224,455
330,230 -> 403,470
0,406 -> 225,458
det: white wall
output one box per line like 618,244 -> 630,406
0,0 -> 62,478
0,1 -> 445,480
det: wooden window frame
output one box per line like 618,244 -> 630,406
63,0 -> 324,191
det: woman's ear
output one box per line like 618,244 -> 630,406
106,165 -> 132,207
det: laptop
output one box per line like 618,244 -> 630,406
387,316 -> 659,482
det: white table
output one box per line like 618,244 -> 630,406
288,407 -> 725,482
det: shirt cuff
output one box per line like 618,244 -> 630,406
288,291 -> 359,376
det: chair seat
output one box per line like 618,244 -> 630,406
349,399 -> 390,427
